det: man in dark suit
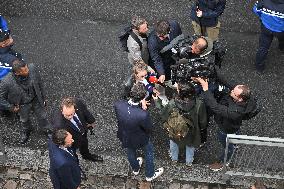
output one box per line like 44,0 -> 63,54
48,129 -> 81,189
53,97 -> 103,162
0,58 -> 51,144
114,83 -> 164,182
148,20 -> 182,83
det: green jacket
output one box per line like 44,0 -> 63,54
155,97 -> 207,148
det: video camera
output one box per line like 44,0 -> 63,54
160,34 -> 226,83
171,55 -> 216,83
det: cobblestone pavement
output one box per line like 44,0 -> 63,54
1,166 -> 247,189
0,0 -> 283,188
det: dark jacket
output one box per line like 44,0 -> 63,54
0,64 -> 45,111
148,20 -> 182,80
53,98 -> 95,149
201,90 -> 245,134
155,97 -> 207,148
190,0 -> 226,27
48,139 -> 81,189
200,74 -> 255,134
114,100 -> 153,149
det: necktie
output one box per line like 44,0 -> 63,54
67,148 -> 74,156
73,116 -> 84,134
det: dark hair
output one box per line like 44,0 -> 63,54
238,85 -> 251,102
176,81 -> 196,101
155,20 -> 170,36
60,97 -> 76,110
193,37 -> 208,53
130,82 -> 147,103
12,58 -> 26,73
52,129 -> 69,146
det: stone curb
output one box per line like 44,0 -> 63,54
0,146 -> 250,189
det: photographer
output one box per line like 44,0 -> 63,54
190,0 -> 226,41
193,75 -> 253,171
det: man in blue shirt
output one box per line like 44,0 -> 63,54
253,0 -> 284,72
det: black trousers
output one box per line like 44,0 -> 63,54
72,133 -> 91,159
256,23 -> 284,66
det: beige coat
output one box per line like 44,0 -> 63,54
127,30 -> 149,65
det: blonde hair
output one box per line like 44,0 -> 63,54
132,60 -> 147,76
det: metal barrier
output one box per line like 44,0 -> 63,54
224,134 -> 284,180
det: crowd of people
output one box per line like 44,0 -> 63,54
115,0 -> 283,183
0,0 -> 283,188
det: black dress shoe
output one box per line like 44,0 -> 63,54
83,154 -> 103,162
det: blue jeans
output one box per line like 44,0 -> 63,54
169,140 -> 195,164
217,129 -> 240,163
256,23 -> 284,67
126,141 -> 154,178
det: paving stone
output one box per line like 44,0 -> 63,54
138,181 -> 152,189
169,182 -> 181,189
19,173 -> 32,180
33,171 -> 47,180
6,168 -> 19,179
153,181 -> 169,189
0,166 -> 6,173
85,175 -> 97,185
3,180 -> 18,189
181,184 -> 195,189
125,178 -> 138,189
21,180 -> 33,189
112,177 -> 126,189
199,185 -> 209,189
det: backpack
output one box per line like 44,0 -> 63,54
163,108 -> 193,140
242,97 -> 262,120
163,98 -> 202,140
118,26 -> 142,52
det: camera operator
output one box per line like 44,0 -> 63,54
193,75 -> 253,171
169,35 -> 222,93
173,36 -> 212,62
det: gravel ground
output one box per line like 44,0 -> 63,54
0,0 -> 283,187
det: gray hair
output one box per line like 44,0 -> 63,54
131,15 -> 147,29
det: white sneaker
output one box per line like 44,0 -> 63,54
145,167 -> 164,182
132,157 -> 143,175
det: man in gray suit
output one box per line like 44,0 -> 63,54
0,58 -> 50,144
